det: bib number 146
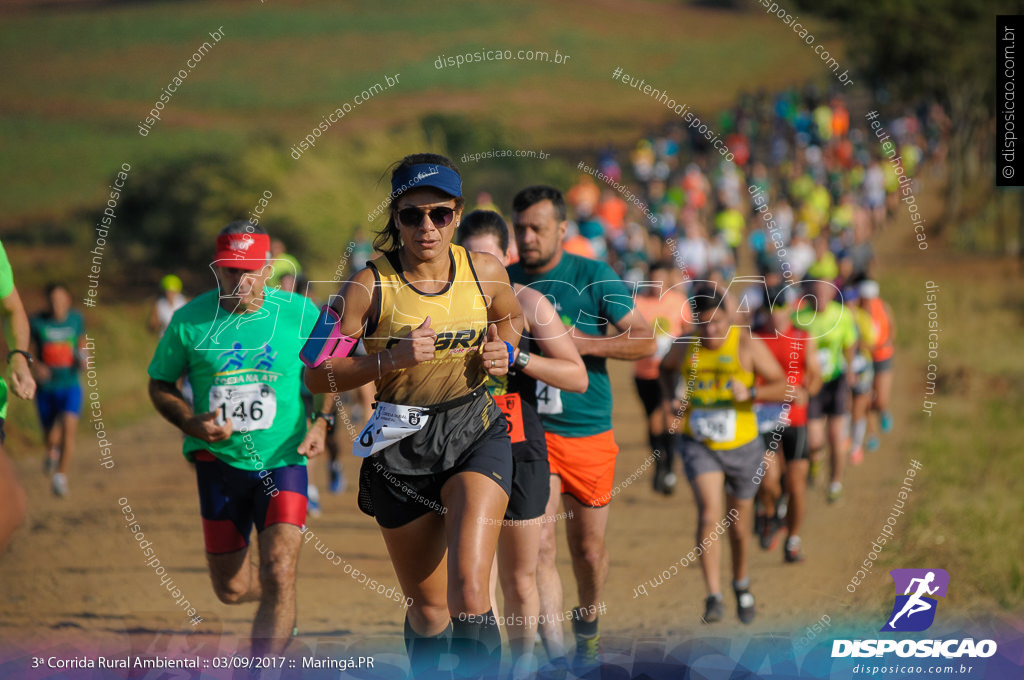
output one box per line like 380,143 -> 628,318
209,383 -> 277,432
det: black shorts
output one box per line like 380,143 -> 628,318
359,419 -> 513,529
765,425 -> 809,462
506,458 -> 550,521
873,357 -> 893,373
808,376 -> 849,418
0,417 -> 5,445
633,377 -> 662,417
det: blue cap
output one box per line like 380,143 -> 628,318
391,163 -> 462,198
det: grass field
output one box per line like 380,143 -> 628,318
0,0 -> 830,222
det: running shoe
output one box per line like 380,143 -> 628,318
308,483 -> 322,518
807,459 -> 821,487
784,536 -> 805,563
850,446 -> 864,465
52,472 -> 68,498
880,411 -> 893,433
759,515 -> 781,551
827,482 -> 843,504
571,615 -> 600,671
866,435 -> 880,452
701,594 -> 724,623
662,472 -> 677,495
734,587 -> 756,624
536,656 -> 569,680
329,462 -> 346,495
44,450 -> 59,474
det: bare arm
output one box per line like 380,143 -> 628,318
737,334 -> 787,403
573,307 -> 657,360
803,335 -> 823,396
148,378 -> 232,443
659,338 -> 690,425
474,252 -> 524,378
474,252 -> 524,349
0,285 -> 35,400
516,286 -> 587,393
303,267 -> 390,394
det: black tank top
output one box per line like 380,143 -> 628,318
486,335 -> 547,462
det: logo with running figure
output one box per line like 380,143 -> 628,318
881,568 -> 949,632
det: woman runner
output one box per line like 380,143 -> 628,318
304,153 -> 523,679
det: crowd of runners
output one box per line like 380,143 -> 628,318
0,83 -> 947,680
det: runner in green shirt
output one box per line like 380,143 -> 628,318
0,238 -> 36,556
792,278 -> 856,503
147,222 -> 325,656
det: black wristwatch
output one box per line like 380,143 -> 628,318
7,349 -> 33,366
313,411 -> 336,433
513,349 -> 531,371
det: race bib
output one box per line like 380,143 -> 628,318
690,408 -> 737,443
654,333 -> 674,360
818,348 -> 836,378
754,402 -> 789,434
352,402 -> 429,457
495,393 -> 526,444
851,354 -> 869,374
209,383 -> 277,432
535,381 -> 563,415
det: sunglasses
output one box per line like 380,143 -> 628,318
396,206 -> 456,229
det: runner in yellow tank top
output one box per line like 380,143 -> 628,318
681,325 -> 760,451
303,153 -> 524,679
363,242 -> 490,406
661,287 -> 787,626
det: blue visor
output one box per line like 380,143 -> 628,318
391,163 -> 463,198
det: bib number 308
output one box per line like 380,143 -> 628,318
209,383 -> 277,432
690,408 -> 737,443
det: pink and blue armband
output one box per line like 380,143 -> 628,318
300,305 -> 359,368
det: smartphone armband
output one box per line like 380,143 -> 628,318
300,305 -> 359,368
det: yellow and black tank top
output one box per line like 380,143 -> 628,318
364,244 -> 489,406
681,326 -> 759,450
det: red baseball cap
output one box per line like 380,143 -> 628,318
213,232 -> 271,271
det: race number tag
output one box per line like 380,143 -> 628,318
209,383 -> 277,432
352,402 -> 429,457
654,333 -> 675,360
535,381 -> 563,415
754,402 -> 789,434
851,354 -> 869,374
495,393 -> 526,444
818,348 -> 835,378
689,408 -> 737,443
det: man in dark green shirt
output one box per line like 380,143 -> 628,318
509,185 -> 655,672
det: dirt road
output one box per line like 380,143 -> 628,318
0,227 -> 925,672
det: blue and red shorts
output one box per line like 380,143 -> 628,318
194,451 -> 308,555
36,383 -> 83,431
